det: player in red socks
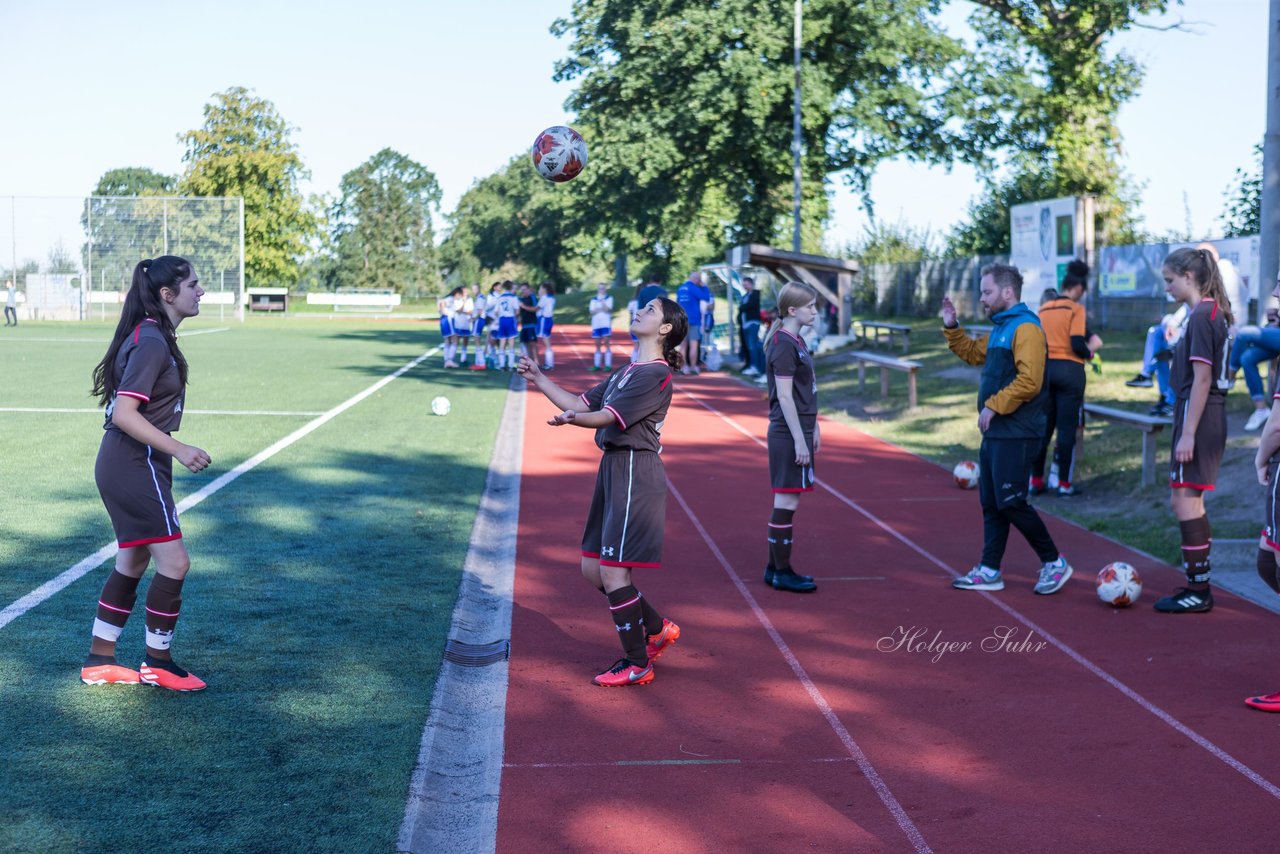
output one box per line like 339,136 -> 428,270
519,297 -> 689,687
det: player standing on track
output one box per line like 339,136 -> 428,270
589,283 -> 614,372
82,256 -> 211,691
942,264 -> 1074,595
763,282 -> 821,593
1248,379 -> 1280,711
1154,247 -> 1233,614
517,297 -> 688,687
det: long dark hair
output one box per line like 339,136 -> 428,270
1164,247 -> 1233,326
656,297 -> 688,371
91,256 -> 191,406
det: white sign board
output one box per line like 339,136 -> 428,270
1009,196 -> 1091,309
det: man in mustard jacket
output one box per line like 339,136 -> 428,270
941,264 -> 1073,595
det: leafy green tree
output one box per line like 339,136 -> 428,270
946,1 -> 1179,254
47,241 -> 80,274
80,168 -> 176,287
552,0 -> 980,267
329,149 -> 442,296
1221,143 -> 1261,238
178,87 -> 317,287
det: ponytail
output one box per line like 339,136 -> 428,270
91,256 -> 191,406
1164,247 -> 1234,327
656,297 -> 688,372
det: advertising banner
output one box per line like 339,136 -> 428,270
1098,235 -> 1261,320
1009,196 -> 1093,308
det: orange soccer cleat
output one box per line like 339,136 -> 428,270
139,659 -> 207,692
645,619 -> 681,662
80,660 -> 141,685
1245,691 -> 1280,713
592,658 -> 654,688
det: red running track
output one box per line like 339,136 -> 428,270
496,325 -> 1280,853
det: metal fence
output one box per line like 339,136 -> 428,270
1,196 -> 245,321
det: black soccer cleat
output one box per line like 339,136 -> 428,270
764,565 -> 814,586
1153,586 -> 1213,613
767,567 -> 817,593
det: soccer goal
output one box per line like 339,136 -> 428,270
1,195 -> 245,321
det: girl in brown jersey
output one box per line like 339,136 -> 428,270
1155,247 -> 1233,614
518,297 -> 688,687
82,256 -> 211,691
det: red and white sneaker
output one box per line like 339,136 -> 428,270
1245,691 -> 1280,712
592,658 -> 654,688
139,659 -> 207,692
80,661 -> 141,685
645,619 -> 681,662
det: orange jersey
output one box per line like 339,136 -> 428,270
1038,298 -> 1086,364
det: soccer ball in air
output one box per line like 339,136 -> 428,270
952,461 -> 979,490
431,396 -> 451,417
1096,562 -> 1142,607
531,126 -> 587,183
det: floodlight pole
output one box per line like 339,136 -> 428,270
1260,0 -> 1280,322
792,0 -> 802,253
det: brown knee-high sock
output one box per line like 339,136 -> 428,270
1258,549 -> 1280,594
91,570 -> 142,656
768,508 -> 795,570
144,574 -> 186,661
1179,516 -> 1212,586
606,585 -> 649,665
636,591 -> 664,638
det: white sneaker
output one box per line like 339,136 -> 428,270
1245,409 -> 1269,431
742,366 -> 760,376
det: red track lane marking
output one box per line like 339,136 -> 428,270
504,757 -> 858,769
677,385 -> 1280,803
666,477 -> 933,854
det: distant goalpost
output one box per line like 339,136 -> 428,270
2,195 -> 245,321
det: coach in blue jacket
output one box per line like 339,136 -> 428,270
941,263 -> 1073,596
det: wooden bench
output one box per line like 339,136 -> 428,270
1082,402 -> 1171,486
854,320 -> 911,353
849,351 -> 923,408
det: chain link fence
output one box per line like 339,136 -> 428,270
1,196 -> 244,321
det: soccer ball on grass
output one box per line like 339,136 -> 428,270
431,396 -> 451,417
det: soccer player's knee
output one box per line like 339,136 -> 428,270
1257,549 -> 1280,594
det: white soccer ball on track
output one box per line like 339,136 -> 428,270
431,396 -> 451,417
1096,562 -> 1142,607
952,460 -> 979,489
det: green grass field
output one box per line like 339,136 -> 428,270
0,317 -> 510,851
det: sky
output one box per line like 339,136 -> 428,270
0,0 -> 1267,267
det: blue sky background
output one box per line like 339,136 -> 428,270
0,0 -> 1266,262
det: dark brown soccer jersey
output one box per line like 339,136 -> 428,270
767,328 -> 817,429
1171,299 -> 1230,403
579,359 -> 673,452
104,319 -> 186,434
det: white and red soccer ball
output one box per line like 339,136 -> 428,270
1096,562 -> 1142,607
531,125 -> 587,183
952,461 -> 979,490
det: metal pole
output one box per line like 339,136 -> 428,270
10,197 -> 16,297
238,197 -> 246,322
86,197 -> 92,322
792,0 -> 802,253
163,197 -> 169,256
1260,0 -> 1280,323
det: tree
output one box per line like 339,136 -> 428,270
178,87 -> 317,287
47,241 -> 80,274
1221,144 -> 1261,238
946,1 -> 1179,254
552,0 -> 982,268
329,149 -> 442,296
80,168 -> 178,287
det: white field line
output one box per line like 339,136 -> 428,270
1,408 -> 326,416
677,386 -> 1280,803
180,327 -> 230,337
0,346 -> 439,632
0,327 -> 228,346
667,478 -> 932,854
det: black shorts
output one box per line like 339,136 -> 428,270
768,425 -> 815,493
95,429 -> 183,548
1169,399 -> 1226,490
1264,459 -> 1280,550
581,450 -> 666,568
520,326 -> 537,343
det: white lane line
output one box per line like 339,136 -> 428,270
1,408 -> 326,416
0,327 -> 228,346
677,386 -> 1280,803
0,346 -> 440,633
180,327 -> 230,337
668,478 -> 932,853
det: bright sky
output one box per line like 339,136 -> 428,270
0,0 -> 1267,265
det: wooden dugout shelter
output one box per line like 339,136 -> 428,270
726,244 -> 859,335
